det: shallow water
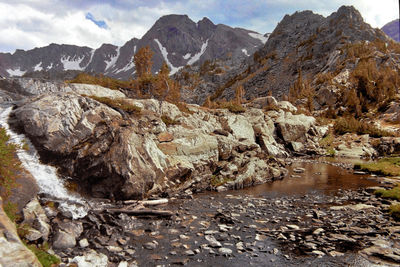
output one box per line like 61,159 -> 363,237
235,158 -> 380,198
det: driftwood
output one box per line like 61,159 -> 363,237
108,208 -> 173,217
123,198 -> 169,206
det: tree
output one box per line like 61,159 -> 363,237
134,46 -> 154,78
235,85 -> 245,105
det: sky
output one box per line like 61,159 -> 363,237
0,0 -> 398,53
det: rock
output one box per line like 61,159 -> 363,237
205,235 -> 222,248
286,224 -> 300,230
70,249 -> 108,267
291,142 -> 304,152
329,251 -> 344,257
293,168 -> 305,174
313,228 -> 324,235
216,186 -> 228,192
143,241 -> 158,250
157,132 -> 174,142
52,221 -> 83,249
275,112 -> 316,143
184,250 -> 195,256
218,247 -> 233,256
361,246 -> 400,263
0,197 -> 41,267
311,250 -> 325,257
22,197 -> 50,241
330,204 -> 375,211
79,238 -> 89,248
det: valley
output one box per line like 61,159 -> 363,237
0,4 -> 400,267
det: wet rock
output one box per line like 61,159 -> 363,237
293,168 -> 305,174
22,197 -> 50,241
218,247 -> 233,256
205,235 -> 222,248
143,241 -> 158,250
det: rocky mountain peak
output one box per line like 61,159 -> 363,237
382,19 -> 400,42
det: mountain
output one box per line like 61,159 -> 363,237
0,15 -> 268,80
179,5 -> 396,106
382,19 -> 399,42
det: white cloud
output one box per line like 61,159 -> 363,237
0,0 -> 398,53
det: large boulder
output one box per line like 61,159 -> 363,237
275,112 -> 316,143
22,198 -> 50,241
0,197 -> 41,267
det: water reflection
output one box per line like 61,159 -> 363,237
235,159 -> 380,197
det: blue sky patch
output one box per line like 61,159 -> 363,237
85,12 -> 108,29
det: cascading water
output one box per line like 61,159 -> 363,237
0,105 -> 88,219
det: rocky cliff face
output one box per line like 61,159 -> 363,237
382,19 -> 400,42
5,78 -> 325,200
0,15 -> 267,80
181,6 -> 394,105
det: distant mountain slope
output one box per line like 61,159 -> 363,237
382,19 -> 399,42
0,15 -> 267,80
178,5 -> 394,105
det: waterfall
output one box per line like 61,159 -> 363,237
0,105 -> 88,219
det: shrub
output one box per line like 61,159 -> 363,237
68,73 -> 130,90
161,115 -> 180,126
220,102 -> 246,114
86,95 -> 141,115
333,117 -> 392,137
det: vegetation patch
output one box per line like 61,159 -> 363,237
26,242 -> 60,267
161,115 -> 180,126
389,204 -> 400,220
210,176 -> 233,187
334,117 -> 392,137
374,185 -> 400,200
68,73 -> 130,90
0,127 -> 21,201
355,157 -> 400,176
220,102 -> 246,114
86,95 -> 141,115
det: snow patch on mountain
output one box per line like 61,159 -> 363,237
187,40 -> 208,65
115,61 -> 135,74
242,49 -> 250,56
61,56 -> 84,70
183,53 -> 191,59
6,68 -> 26,77
85,49 -> 96,68
154,39 -> 182,75
248,32 -> 269,44
34,62 -> 43,71
105,47 -> 120,71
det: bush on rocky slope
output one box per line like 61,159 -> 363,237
333,117 -> 393,137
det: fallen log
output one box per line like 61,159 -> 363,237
123,198 -> 169,206
108,208 -> 173,217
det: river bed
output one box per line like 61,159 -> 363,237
65,159 -> 399,267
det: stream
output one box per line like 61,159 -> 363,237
1,104 -> 399,266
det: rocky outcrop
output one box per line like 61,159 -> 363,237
0,197 -> 41,267
9,81 -> 325,199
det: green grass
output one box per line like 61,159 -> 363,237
389,204 -> 400,220
374,186 -> 400,201
26,242 -> 60,267
0,127 -> 21,199
4,201 -> 19,222
84,95 -> 141,115
354,157 -> 400,176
